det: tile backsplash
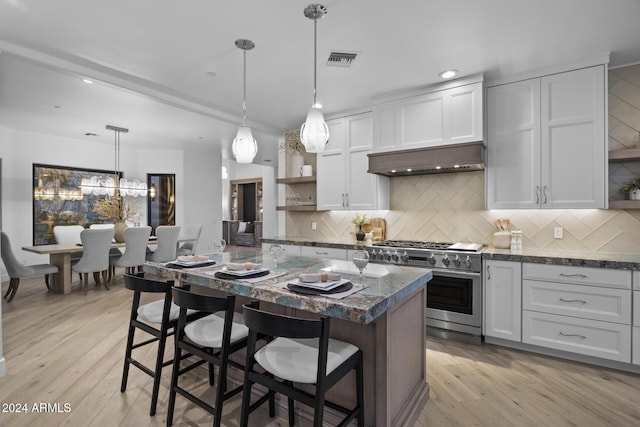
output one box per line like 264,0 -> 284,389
285,65 -> 640,253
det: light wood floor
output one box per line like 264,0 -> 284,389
2,274 -> 640,426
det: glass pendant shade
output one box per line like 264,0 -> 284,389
232,125 -> 258,163
300,105 -> 330,153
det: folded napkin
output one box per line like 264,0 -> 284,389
299,272 -> 341,283
225,262 -> 262,271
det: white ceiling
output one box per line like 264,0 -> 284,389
1,0 -> 640,165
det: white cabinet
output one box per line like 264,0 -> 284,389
261,243 -> 301,257
300,245 -> 348,260
373,80 -> 483,153
486,65 -> 606,209
522,263 -> 632,363
633,290 -> 640,365
483,260 -> 522,341
316,112 -> 389,210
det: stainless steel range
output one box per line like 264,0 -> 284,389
366,240 -> 484,344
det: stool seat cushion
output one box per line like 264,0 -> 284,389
138,300 -> 195,324
185,312 -> 249,348
254,337 -> 359,384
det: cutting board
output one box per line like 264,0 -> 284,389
357,217 -> 386,241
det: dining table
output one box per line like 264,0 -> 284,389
22,236 -> 195,294
145,248 -> 432,427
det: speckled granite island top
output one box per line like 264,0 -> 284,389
261,235 -> 371,250
145,249 -> 432,324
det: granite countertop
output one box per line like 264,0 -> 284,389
262,236 -> 640,271
145,249 -> 431,324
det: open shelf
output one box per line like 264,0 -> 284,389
609,149 -> 640,162
276,205 -> 317,211
276,176 -> 316,184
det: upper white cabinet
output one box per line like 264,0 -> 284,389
317,112 -> 389,210
372,78 -> 483,153
486,65 -> 606,209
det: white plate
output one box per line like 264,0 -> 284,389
171,259 -> 213,267
220,267 -> 269,276
288,278 -> 350,291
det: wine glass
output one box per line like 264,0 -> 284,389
352,250 -> 369,285
268,244 -> 284,273
213,239 -> 226,256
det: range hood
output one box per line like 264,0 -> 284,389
367,141 -> 485,177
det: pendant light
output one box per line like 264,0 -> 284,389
232,39 -> 258,164
300,3 -> 330,153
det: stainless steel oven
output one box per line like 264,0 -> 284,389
366,240 -> 483,344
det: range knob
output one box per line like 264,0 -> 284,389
462,256 -> 472,268
391,251 -> 399,262
441,254 -> 450,266
452,255 -> 461,267
427,253 -> 437,265
384,250 -> 392,261
400,251 -> 409,263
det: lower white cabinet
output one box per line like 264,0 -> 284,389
483,260 -> 522,341
300,245 -> 348,260
634,290 -> 640,365
522,311 -> 631,363
522,263 -> 632,363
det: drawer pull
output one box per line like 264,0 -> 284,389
559,298 -> 587,304
559,273 -> 588,278
316,251 -> 328,255
559,332 -> 587,339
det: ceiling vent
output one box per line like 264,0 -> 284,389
327,51 -> 357,67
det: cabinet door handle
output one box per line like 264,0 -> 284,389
341,193 -> 345,207
559,298 -> 587,304
559,273 -> 588,278
486,265 -> 491,280
535,186 -> 540,205
559,332 -> 587,339
315,251 -> 328,255
542,185 -> 548,204
345,193 -> 349,207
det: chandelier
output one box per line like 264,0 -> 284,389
80,125 -> 147,197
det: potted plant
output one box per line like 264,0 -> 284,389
622,177 -> 640,200
281,132 -> 306,177
351,213 -> 368,241
93,194 -> 139,242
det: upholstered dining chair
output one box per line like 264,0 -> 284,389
1,231 -> 59,302
53,224 -> 85,280
146,225 -> 180,263
72,228 -> 114,294
177,224 -> 202,256
109,226 -> 151,284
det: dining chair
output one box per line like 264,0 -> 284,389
120,273 -> 199,416
109,226 -> 151,284
167,286 -> 250,427
71,228 -> 115,294
240,301 -> 364,427
177,224 -> 202,256
90,223 -> 123,263
1,231 -> 59,302
146,225 -> 180,263
53,224 -> 86,281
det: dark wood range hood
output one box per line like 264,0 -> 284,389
367,141 -> 485,176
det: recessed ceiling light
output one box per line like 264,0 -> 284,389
439,69 -> 458,79
390,169 -> 396,173
82,78 -> 93,84
406,168 -> 412,172
435,166 -> 442,170
454,164 -> 460,168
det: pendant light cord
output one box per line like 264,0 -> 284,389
313,15 -> 318,106
242,48 -> 247,126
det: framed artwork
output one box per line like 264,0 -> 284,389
32,163 -> 124,245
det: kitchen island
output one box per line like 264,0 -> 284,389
146,249 -> 432,427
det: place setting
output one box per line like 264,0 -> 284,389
165,254 -> 217,269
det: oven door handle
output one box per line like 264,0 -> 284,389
430,268 -> 481,279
